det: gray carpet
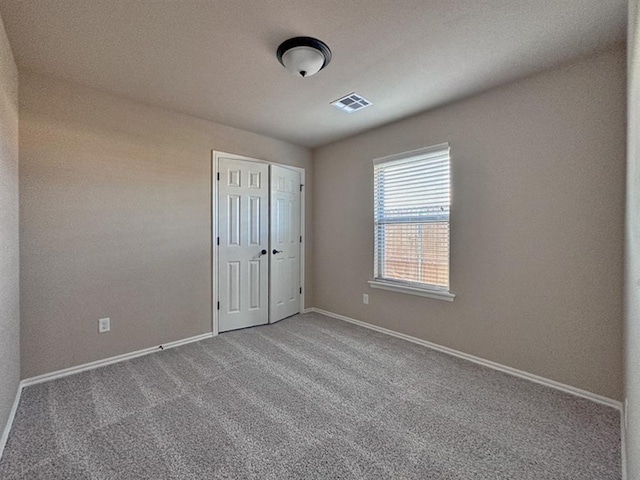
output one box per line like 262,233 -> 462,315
0,312 -> 621,479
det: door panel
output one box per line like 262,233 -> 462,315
270,165 -> 301,323
218,158 -> 269,332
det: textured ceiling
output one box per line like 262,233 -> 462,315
0,0 -> 627,148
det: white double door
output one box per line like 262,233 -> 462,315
218,157 -> 301,332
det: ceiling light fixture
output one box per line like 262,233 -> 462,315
276,37 -> 332,78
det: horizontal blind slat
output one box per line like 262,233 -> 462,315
376,165 -> 450,181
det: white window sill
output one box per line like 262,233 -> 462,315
368,280 -> 456,302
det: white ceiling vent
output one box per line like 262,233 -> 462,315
331,92 -> 373,113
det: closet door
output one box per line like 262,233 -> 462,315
218,157 -> 269,332
269,165 -> 301,323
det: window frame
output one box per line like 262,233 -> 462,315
369,143 -> 455,302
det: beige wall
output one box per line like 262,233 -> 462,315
0,13 -> 19,438
313,47 -> 625,401
19,72 -> 312,378
626,0 -> 640,475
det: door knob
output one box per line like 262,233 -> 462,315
272,249 -> 282,254
260,249 -> 267,256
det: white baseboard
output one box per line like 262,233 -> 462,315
0,382 -> 22,461
621,401 -> 627,480
310,308 -> 622,411
21,332 -> 214,388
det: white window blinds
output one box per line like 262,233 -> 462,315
373,143 -> 451,291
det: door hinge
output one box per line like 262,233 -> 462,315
300,235 -> 302,243
300,184 -> 303,192
217,237 -> 220,245
299,287 -> 302,294
217,172 -> 220,181
217,301 -> 220,310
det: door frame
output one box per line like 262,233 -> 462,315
211,150 -> 306,335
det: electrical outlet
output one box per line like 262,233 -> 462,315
98,317 -> 110,333
363,294 -> 369,304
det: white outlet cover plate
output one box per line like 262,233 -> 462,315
99,317 -> 110,333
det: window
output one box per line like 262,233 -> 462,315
369,143 -> 454,301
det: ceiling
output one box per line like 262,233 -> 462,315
0,0 -> 627,148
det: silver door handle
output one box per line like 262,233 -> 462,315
272,249 -> 282,254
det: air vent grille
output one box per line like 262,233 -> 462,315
331,92 -> 373,113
